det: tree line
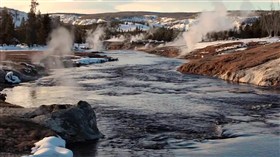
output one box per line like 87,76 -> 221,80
205,11 -> 280,41
0,7 -> 53,46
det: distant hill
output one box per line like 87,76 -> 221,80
0,7 -> 265,29
79,11 -> 199,20
0,7 -> 28,27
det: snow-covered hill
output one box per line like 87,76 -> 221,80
0,8 -> 259,31
0,7 -> 28,27
51,13 -> 258,32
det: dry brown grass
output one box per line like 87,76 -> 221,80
178,42 -> 280,77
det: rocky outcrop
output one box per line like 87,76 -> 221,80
0,101 -> 103,154
25,101 -> 104,142
0,61 -> 47,84
178,42 -> 280,87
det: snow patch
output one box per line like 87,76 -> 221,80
22,136 -> 73,157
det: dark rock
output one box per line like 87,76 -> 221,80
0,93 -> 6,101
0,69 -> 6,83
25,101 -> 104,143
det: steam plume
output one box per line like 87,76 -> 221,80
86,26 -> 104,51
182,2 -> 234,54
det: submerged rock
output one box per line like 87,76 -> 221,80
25,101 -> 104,142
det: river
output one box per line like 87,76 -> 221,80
3,50 -> 280,157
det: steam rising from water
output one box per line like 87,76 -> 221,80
181,3 -> 234,55
34,27 -> 78,87
32,27 -> 74,68
47,27 -> 74,58
86,26 -> 105,51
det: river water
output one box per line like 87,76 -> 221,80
3,50 -> 280,157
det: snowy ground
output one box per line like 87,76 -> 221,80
194,37 -> 280,50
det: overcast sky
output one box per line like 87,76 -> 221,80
1,0 -> 279,14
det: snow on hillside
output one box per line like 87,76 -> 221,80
0,8 -> 259,32
0,8 -> 28,27
118,22 -> 150,32
50,14 -> 106,25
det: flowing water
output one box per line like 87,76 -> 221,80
3,50 -> 280,157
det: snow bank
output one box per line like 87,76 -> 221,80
194,37 -> 280,50
23,136 -> 73,157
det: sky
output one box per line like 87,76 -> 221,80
0,0 -> 279,14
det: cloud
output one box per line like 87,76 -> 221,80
2,0 -> 278,13
115,3 -> 162,12
2,1 -> 117,13
115,2 -> 209,12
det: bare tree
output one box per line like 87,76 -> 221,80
260,3 -> 280,37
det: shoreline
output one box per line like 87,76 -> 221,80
137,39 -> 280,88
0,49 -> 117,154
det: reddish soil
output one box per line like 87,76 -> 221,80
177,42 -> 280,77
0,51 -> 44,63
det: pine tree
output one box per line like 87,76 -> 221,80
26,11 -> 37,46
0,7 -> 15,44
42,14 -> 51,43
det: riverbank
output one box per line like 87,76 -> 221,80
138,38 -> 280,87
0,49 -> 117,155
178,42 -> 280,87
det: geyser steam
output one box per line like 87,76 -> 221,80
47,27 -> 74,57
182,2 -> 234,54
86,26 -> 105,51
34,26 -> 78,86
33,27 -> 74,69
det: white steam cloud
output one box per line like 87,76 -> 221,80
86,26 -> 105,51
33,27 -> 78,87
47,27 -> 74,57
33,27 -> 74,68
182,2 -> 234,54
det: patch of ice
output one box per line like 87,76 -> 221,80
5,71 -> 21,84
74,57 -> 108,65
